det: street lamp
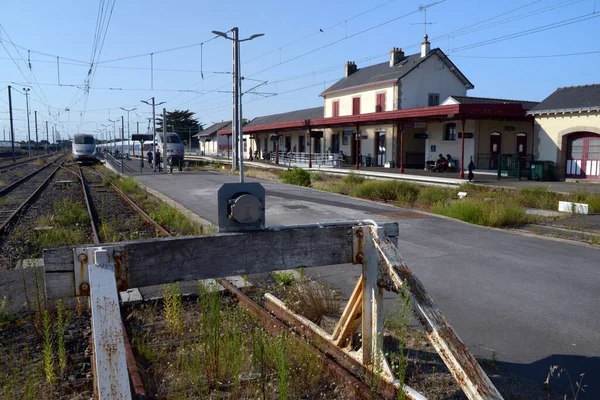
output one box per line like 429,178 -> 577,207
22,88 -> 31,157
141,98 -> 166,172
212,27 -> 264,182
120,107 -> 136,156
108,118 -> 119,154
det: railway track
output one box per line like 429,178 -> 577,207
0,155 -> 67,233
0,153 -> 55,174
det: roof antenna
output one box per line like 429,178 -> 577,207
411,2 -> 438,38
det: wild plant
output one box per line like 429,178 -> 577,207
163,282 -> 184,336
272,271 -> 295,286
42,309 -> 55,385
199,281 -> 222,384
545,365 -> 586,400
276,331 -> 288,400
57,299 -> 68,372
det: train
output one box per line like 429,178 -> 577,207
72,133 -> 98,163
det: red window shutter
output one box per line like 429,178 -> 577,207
332,101 -> 339,117
376,93 -> 386,112
353,97 -> 360,115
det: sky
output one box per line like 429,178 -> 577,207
0,0 -> 598,142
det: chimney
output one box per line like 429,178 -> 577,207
345,61 -> 357,77
389,47 -> 405,67
421,34 -> 430,58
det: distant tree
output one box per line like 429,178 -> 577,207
156,110 -> 204,145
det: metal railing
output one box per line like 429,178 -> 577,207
270,151 -> 346,167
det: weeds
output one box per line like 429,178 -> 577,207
276,331 -> 288,400
545,365 -> 586,399
518,187 -> 560,210
163,282 -> 184,336
150,202 -> 202,235
286,280 -> 339,324
199,281 -> 222,385
385,281 -> 413,400
56,299 -> 68,372
42,309 -> 55,385
0,296 -> 17,330
281,167 -> 311,187
272,270 -> 295,286
433,198 -> 532,227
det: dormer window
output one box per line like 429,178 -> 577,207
444,123 -> 456,140
428,93 -> 439,106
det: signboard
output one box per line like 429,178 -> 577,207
414,133 -> 428,139
310,131 -> 323,139
458,132 -> 474,139
269,134 -> 280,141
505,126 -> 516,131
415,122 -> 427,129
360,135 -> 368,140
132,134 -> 154,142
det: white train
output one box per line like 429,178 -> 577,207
72,133 -> 97,163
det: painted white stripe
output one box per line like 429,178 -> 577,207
567,160 -> 572,175
592,161 -> 598,176
576,160 -> 582,175
586,160 -> 592,176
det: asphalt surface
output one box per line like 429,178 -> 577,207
121,160 -> 599,397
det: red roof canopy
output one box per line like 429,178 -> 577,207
219,103 -> 529,135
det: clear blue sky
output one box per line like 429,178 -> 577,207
0,0 -> 598,142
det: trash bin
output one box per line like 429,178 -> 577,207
530,160 -> 554,181
365,155 -> 372,167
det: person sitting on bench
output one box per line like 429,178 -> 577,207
432,154 -> 448,172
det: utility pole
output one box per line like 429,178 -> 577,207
23,88 -> 31,157
212,28 -> 263,182
163,108 -> 168,174
46,121 -> 49,153
188,127 -> 192,153
52,125 -> 55,154
141,97 -> 165,172
120,107 -> 136,157
231,28 -> 238,171
34,111 -> 39,156
109,118 -> 119,154
136,121 -> 139,157
8,86 -> 16,162
121,116 -> 125,174
3,126 -> 5,142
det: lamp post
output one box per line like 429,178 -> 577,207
108,119 -> 119,155
120,107 -> 136,156
212,27 -> 264,183
141,98 -> 165,172
23,88 -> 31,157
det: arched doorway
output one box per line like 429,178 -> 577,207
489,132 -> 501,169
516,133 -> 527,157
566,132 -> 600,178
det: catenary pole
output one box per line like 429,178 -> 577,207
46,121 -> 49,153
231,27 -> 238,171
34,111 -> 39,156
163,108 -> 167,174
121,116 -> 125,174
24,88 -> 31,157
8,86 -> 16,162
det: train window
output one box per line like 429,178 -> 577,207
167,134 -> 181,143
74,135 -> 95,144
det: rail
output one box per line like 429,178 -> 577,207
0,155 -> 67,233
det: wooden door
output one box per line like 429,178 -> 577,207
377,132 -> 386,166
489,133 -> 501,169
516,133 -> 527,157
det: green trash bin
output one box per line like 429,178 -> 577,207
530,161 -> 554,181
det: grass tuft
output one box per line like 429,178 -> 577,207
281,167 -> 311,187
272,271 -> 295,286
433,199 -> 532,227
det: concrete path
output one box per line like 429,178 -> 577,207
123,165 -> 600,398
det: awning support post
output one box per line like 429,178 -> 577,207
460,117 -> 466,179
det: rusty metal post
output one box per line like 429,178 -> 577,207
88,248 -> 131,400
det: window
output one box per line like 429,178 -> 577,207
352,97 -> 360,115
444,123 -> 456,140
166,134 -> 181,143
428,93 -> 439,107
376,93 -> 386,112
74,135 -> 94,144
332,101 -> 340,117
